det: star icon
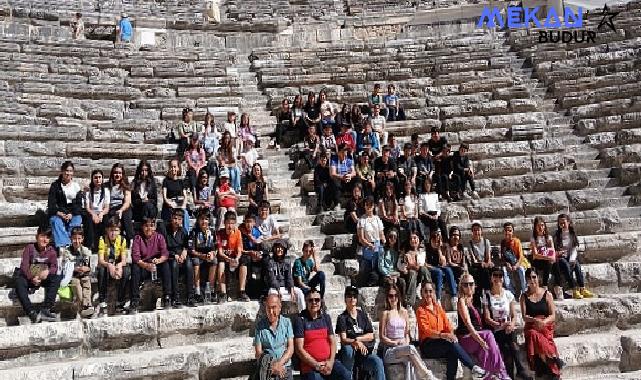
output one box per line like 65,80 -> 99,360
597,4 -> 619,32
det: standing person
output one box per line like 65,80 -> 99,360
276,98 -> 294,146
240,213 -> 267,299
379,283 -> 436,380
48,161 -> 83,249
416,281 -> 486,380
117,13 -> 133,42
554,214 -> 595,299
131,160 -> 158,223
520,268 -> 563,380
71,12 -> 85,39
335,286 -> 385,380
400,181 -> 422,241
84,169 -> 110,250
530,217 -> 561,298
369,104 -> 387,147
357,196 -> 386,286
162,159 -> 189,232
501,222 -> 529,294
130,218 -> 172,313
202,111 -> 220,159
293,241 -> 326,300
96,217 -> 129,316
104,163 -> 135,246
59,228 -> 94,318
217,131 -> 242,192
456,274 -> 509,380
303,91 -> 321,133
13,226 -> 61,323
293,289 -> 351,380
483,268 -> 533,380
384,84 -> 401,121
254,293 -> 295,380
164,209 -> 195,308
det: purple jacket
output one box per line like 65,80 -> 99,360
132,232 -> 169,263
20,244 -> 58,281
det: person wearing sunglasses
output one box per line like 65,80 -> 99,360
483,268 -> 533,380
335,286 -> 384,380
456,274 -> 509,380
520,268 -> 562,379
293,288 -> 350,380
417,280 -> 486,380
379,283 -> 436,380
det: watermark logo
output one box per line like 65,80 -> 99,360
477,4 -> 619,44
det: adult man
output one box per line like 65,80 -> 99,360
254,293 -> 295,380
330,144 -> 356,194
293,289 -> 350,380
163,209 -> 195,308
130,218 -> 171,313
117,13 -> 133,42
452,143 -> 478,199
336,286 -> 385,380
14,226 -> 61,323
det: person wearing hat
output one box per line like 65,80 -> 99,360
117,12 -> 133,43
335,286 -> 385,380
452,143 -> 478,200
215,168 -> 237,231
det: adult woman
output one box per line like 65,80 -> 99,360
193,170 -> 214,215
131,160 -> 158,223
344,183 -> 364,233
378,230 -> 405,290
47,161 -> 83,248
238,113 -> 256,148
379,283 -> 436,380
302,123 -> 320,170
104,163 -> 134,245
520,268 -> 563,379
398,231 -> 430,308
468,222 -> 494,292
400,181 -> 422,242
530,217 -> 561,297
314,154 -> 334,212
378,181 -> 400,231
184,133 -> 207,192
417,280 -> 486,380
336,103 -> 351,134
247,163 -> 268,217
355,153 -> 375,197
357,196 -> 386,286
318,90 -> 335,128
84,169 -> 110,250
162,159 -> 189,232
554,214 -> 594,299
418,178 -> 448,241
217,131 -> 241,192
446,226 -> 467,286
202,111 -> 220,158
350,104 -> 364,133
176,107 -> 196,157
275,99 -> 293,146
456,274 -> 509,380
425,231 -> 458,309
483,268 -> 533,380
303,91 -> 320,131
292,94 -> 306,135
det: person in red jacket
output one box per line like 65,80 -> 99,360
14,225 -> 61,323
129,217 -> 171,313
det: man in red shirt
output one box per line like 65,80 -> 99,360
216,211 -> 250,302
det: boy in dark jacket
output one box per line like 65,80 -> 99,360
14,226 -> 61,323
265,242 -> 304,311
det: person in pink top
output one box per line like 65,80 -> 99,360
184,132 -> 207,191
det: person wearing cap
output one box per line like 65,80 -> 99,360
185,132 -> 207,192
452,143 -> 478,200
117,13 -> 133,42
330,143 -> 356,194
215,168 -> 237,231
336,286 -> 385,380
293,288 -> 350,380
254,292 -> 295,380
357,120 -> 380,157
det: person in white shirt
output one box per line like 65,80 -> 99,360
370,104 -> 387,146
48,161 -> 83,248
418,178 -> 448,241
84,169 -> 110,250
256,201 -> 287,252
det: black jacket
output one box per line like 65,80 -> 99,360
265,256 -> 294,290
132,179 -> 158,212
452,151 -> 470,175
47,178 -> 83,216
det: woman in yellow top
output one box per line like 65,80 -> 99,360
96,216 -> 129,316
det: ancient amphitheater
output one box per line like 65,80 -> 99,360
0,0 -> 639,379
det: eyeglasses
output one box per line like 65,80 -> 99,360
462,282 -> 475,287
308,298 -> 322,304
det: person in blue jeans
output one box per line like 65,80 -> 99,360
293,240 -> 326,302
336,286 -> 385,380
425,230 -> 458,309
47,161 -> 83,248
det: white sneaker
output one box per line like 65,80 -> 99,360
471,190 -> 479,199
451,296 -> 458,310
472,365 -> 486,379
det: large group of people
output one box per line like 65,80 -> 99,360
13,84 -> 592,380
